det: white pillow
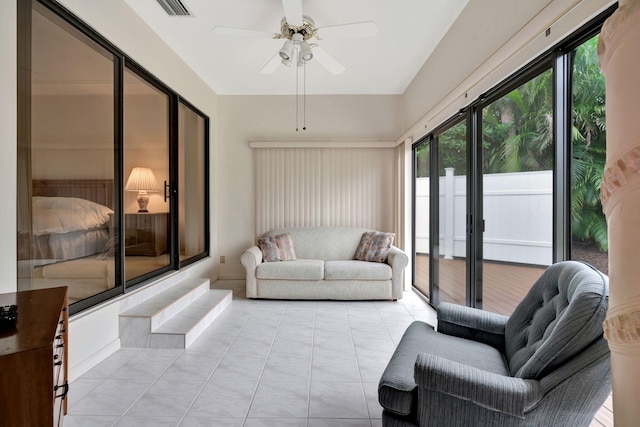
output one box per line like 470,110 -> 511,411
32,196 -> 113,236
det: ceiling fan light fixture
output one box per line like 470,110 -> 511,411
299,41 -> 313,62
279,40 -> 293,60
281,56 -> 293,67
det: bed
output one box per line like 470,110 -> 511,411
29,179 -> 116,303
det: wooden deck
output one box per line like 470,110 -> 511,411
414,254 -> 614,426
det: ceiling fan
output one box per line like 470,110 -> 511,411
212,0 -> 378,75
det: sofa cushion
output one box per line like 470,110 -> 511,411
256,259 -> 324,280
354,231 -> 395,262
258,233 -> 297,262
378,321 -> 509,417
325,260 -> 392,281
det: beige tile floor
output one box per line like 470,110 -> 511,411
64,280 -> 437,427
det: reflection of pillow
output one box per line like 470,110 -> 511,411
32,196 -> 113,236
354,231 -> 395,263
258,233 -> 297,262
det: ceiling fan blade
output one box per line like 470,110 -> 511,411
281,0 -> 303,26
213,26 -> 275,39
312,46 -> 345,75
317,21 -> 378,39
260,53 -> 282,74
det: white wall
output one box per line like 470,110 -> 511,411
215,94 -> 402,279
400,0 -> 617,140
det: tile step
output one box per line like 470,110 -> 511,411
150,289 -> 233,349
120,277 -> 210,330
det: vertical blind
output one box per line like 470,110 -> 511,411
254,147 -> 395,238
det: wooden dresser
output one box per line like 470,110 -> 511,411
0,287 -> 69,426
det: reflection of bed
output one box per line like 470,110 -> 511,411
30,179 -> 116,303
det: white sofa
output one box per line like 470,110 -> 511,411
240,226 -> 409,300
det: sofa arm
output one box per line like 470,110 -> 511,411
387,246 -> 409,300
240,246 -> 263,298
415,353 -> 542,418
437,302 -> 508,351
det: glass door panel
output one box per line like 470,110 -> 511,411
434,121 -> 468,306
123,68 -> 171,281
480,69 -> 553,315
178,102 -> 207,262
20,2 -> 118,307
570,35 -> 608,275
414,140 -> 430,298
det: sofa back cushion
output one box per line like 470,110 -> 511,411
505,261 -> 608,379
262,227 -> 378,261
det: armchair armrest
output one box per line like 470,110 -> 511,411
387,246 -> 409,300
240,246 -> 263,298
437,302 -> 508,351
414,353 -> 542,418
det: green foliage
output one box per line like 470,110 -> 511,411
482,69 -> 554,173
438,121 -> 467,176
416,143 -> 430,177
570,35 -> 607,252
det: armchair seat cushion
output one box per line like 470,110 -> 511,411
256,259 -> 324,280
325,260 -> 392,281
378,320 -> 509,416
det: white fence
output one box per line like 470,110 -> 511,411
415,170 -> 553,266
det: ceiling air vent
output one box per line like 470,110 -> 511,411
156,0 -> 190,16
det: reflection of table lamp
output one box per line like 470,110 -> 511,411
125,167 -> 159,212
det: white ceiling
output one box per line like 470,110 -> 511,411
123,0 -> 469,95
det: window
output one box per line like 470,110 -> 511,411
17,0 -> 209,314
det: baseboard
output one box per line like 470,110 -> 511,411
216,273 -> 245,280
68,338 -> 121,382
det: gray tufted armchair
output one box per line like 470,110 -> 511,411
378,261 -> 611,426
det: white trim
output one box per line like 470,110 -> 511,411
249,141 -> 397,149
217,273 -> 245,280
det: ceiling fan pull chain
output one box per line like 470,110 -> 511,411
303,61 -> 307,131
296,59 -> 299,131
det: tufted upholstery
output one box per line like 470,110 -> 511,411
378,261 -> 611,427
505,261 -> 608,378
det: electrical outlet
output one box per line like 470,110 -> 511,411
220,255 -> 226,264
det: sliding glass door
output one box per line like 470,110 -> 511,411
17,0 -> 210,314
18,1 -> 120,307
414,140 -> 431,298
412,10 -> 612,315
178,101 -> 208,265
569,34 -> 608,275
123,67 -> 172,282
433,121 -> 469,306
479,69 -> 553,314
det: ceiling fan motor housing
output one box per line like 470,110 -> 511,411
278,16 -> 317,41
